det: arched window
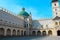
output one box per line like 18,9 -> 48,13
55,22 -> 58,25
41,25 -> 43,29
56,13 -> 57,15
54,4 -> 56,6
46,25 -> 48,29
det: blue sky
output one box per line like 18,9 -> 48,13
0,0 -> 53,20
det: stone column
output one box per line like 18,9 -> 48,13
16,30 -> 17,36
52,29 -> 57,36
30,30 -> 32,36
36,31 -> 37,36
40,31 -> 42,36
46,30 -> 48,36
11,29 -> 13,36
4,29 -> 6,36
23,30 -> 24,36
20,30 -> 21,36
26,30 -> 29,36
26,18 -> 29,36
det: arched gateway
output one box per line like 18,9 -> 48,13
24,31 -> 26,36
12,29 -> 16,36
37,31 -> 41,36
48,30 -> 52,36
0,28 -> 4,36
21,30 -> 23,36
6,29 -> 11,36
17,30 -> 20,36
32,31 -> 36,36
42,31 -> 46,36
57,30 -> 60,36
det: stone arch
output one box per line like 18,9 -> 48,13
42,31 -> 46,36
48,30 -> 52,36
32,31 -> 36,36
6,28 -> 11,36
17,30 -> 20,36
21,30 -> 23,36
0,28 -> 4,36
24,31 -> 26,36
57,30 -> 60,36
12,29 -> 16,36
37,31 -> 41,36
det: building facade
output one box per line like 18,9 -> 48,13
0,0 -> 60,36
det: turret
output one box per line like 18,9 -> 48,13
51,0 -> 60,18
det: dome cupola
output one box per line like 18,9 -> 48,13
18,8 -> 29,17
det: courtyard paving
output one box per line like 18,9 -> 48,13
0,36 -> 60,40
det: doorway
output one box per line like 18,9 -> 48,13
57,30 -> 60,36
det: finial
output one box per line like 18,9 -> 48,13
30,12 -> 31,14
22,7 -> 25,11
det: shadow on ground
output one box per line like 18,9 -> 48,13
0,36 -> 47,40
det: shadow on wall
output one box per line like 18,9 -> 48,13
0,36 -> 48,40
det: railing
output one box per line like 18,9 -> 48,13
0,7 -> 9,13
0,7 -> 16,16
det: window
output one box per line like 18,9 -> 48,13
46,25 -> 48,28
24,24 -> 26,28
27,24 -> 28,27
56,13 -> 57,15
59,22 -> 60,25
55,9 -> 57,11
41,25 -> 43,29
46,25 -> 48,26
55,22 -> 58,25
29,24 -> 30,26
54,4 -> 56,6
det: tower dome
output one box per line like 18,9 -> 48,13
18,8 -> 29,17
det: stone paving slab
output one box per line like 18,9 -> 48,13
0,36 -> 60,40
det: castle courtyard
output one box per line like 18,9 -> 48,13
0,0 -> 60,37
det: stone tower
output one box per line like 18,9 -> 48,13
52,0 -> 60,18
29,12 -> 32,35
18,8 -> 32,36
